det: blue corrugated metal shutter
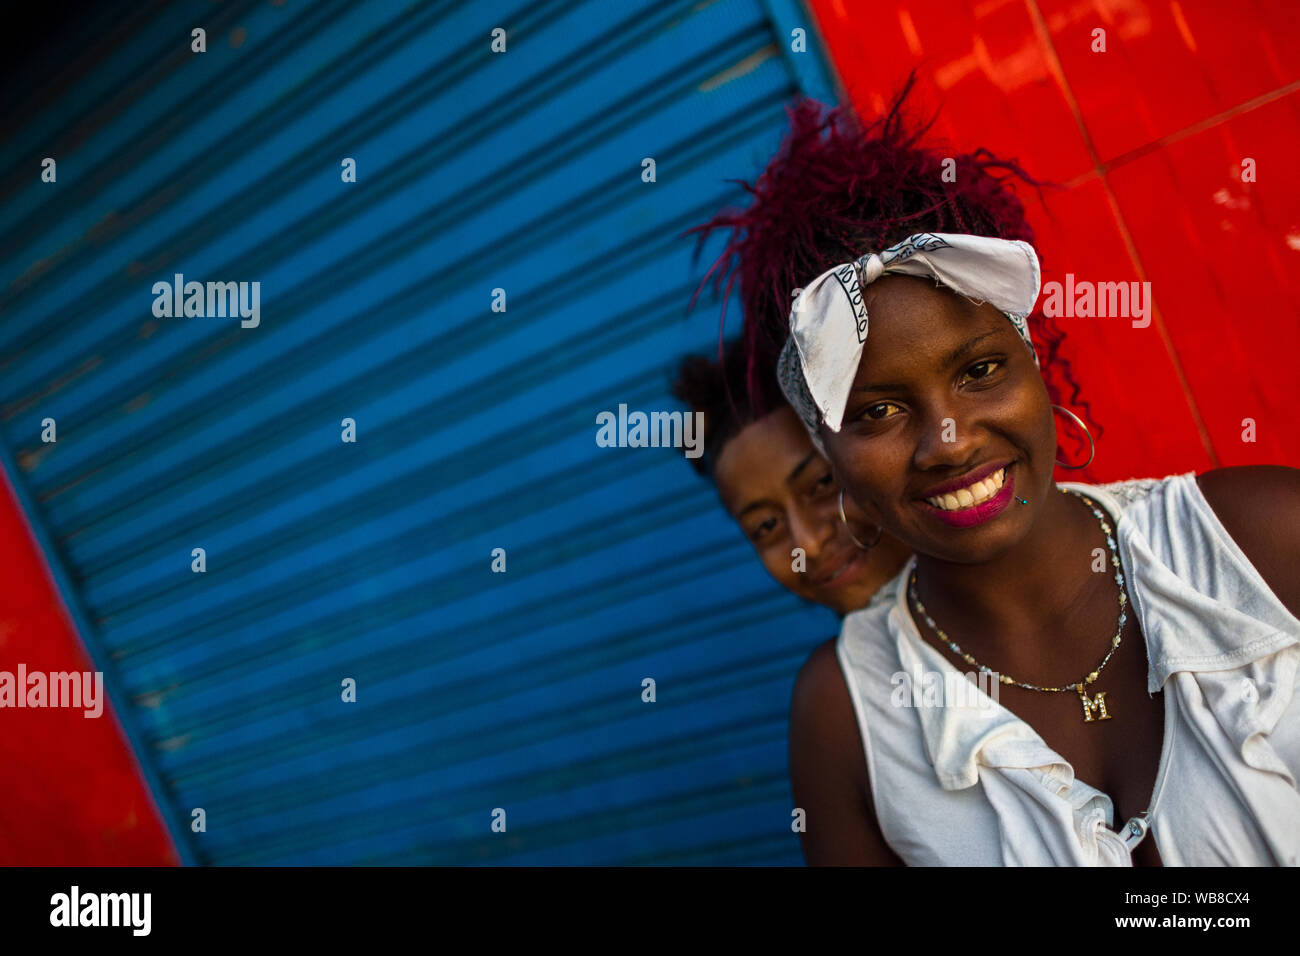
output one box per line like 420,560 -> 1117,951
0,0 -> 842,864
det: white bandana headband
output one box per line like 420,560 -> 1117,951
777,232 -> 1042,450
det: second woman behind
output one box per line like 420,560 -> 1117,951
673,336 -> 910,618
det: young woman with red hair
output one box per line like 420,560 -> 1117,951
685,79 -> 1300,867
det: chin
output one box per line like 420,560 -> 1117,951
813,583 -> 871,617
820,596 -> 854,617
921,524 -> 1026,564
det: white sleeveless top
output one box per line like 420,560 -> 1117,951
836,472 -> 1300,866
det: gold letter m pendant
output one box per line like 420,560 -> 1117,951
1077,685 -> 1112,722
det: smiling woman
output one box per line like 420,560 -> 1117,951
687,81 -> 1300,867
821,269 -> 1052,561
783,233 -> 1300,868
672,337 -> 910,618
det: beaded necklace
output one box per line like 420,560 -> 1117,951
907,487 -> 1129,723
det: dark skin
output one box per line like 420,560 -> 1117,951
789,274 -> 1300,866
712,405 -> 911,618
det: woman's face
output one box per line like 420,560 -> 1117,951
820,274 -> 1057,565
713,404 -> 911,616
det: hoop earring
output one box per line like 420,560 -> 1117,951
838,489 -> 883,550
1052,404 -> 1095,470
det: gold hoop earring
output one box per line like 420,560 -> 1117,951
839,489 -> 883,551
1052,404 -> 1095,470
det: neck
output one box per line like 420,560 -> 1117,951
911,483 -> 1105,652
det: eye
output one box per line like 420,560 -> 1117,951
860,401 -> 902,421
962,359 -> 1003,382
809,471 -> 836,497
750,516 -> 780,542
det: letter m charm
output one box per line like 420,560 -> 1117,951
1077,685 -> 1112,722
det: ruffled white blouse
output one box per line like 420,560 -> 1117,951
835,472 -> 1300,866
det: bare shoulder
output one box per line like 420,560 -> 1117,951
791,638 -> 854,736
1195,465 -> 1300,618
789,637 -> 865,800
788,635 -> 903,866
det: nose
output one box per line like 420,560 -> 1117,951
788,501 -> 838,565
912,401 -> 984,472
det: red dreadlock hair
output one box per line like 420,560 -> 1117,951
681,72 -> 1097,444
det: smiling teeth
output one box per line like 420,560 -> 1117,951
926,468 -> 1006,511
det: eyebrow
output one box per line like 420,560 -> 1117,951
735,451 -> 819,518
941,330 -> 1003,370
785,451 -> 817,484
851,330 -> 1003,393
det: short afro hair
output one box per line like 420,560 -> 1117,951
672,334 -> 787,478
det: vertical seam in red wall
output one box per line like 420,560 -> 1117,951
1022,0 -> 1221,468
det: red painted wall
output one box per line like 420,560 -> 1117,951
0,464 -> 177,865
808,0 -> 1300,481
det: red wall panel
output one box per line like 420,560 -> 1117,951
0,465 -> 177,865
808,0 -> 1299,481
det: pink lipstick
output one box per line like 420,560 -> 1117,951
917,463 -> 1018,528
